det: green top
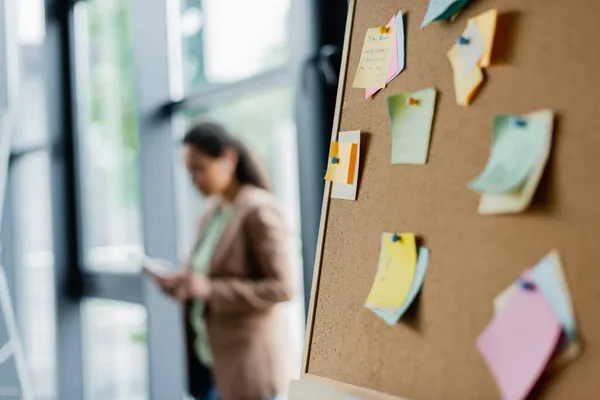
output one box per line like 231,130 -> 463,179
190,204 -> 233,366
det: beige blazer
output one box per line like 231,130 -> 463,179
184,185 -> 294,400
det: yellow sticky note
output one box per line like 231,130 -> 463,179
474,9 -> 498,68
352,27 -> 394,89
365,233 -> 417,309
448,45 -> 484,106
324,142 -> 357,184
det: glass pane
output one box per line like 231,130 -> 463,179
12,0 -> 47,149
76,0 -> 143,271
11,153 -> 57,400
83,300 -> 148,400
176,87 -> 305,378
180,0 -> 290,91
11,1 -> 55,397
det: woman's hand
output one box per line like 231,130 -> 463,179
146,266 -> 186,299
181,271 -> 212,301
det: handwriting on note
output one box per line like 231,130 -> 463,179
352,27 -> 394,89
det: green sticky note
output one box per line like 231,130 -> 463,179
421,0 -> 471,28
469,114 -> 550,194
387,88 -> 437,164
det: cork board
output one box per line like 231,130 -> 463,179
302,0 -> 600,399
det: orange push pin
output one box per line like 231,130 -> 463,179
407,97 -> 420,106
380,25 -> 391,34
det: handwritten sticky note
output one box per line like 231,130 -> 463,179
352,27 -> 394,89
331,131 -> 362,201
469,113 -> 550,194
369,247 -> 430,326
365,233 -> 417,309
477,110 -> 554,214
448,46 -> 484,105
325,142 -> 357,184
474,9 -> 498,67
387,88 -> 437,164
366,11 -> 405,99
477,288 -> 561,400
421,0 -> 470,28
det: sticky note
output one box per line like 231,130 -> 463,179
391,10 -> 405,79
456,21 -> 485,78
352,27 -> 394,89
421,0 -> 470,28
365,233 -> 417,309
470,113 -> 550,194
473,9 -> 498,67
476,110 -> 554,214
447,46 -> 484,106
447,10 -> 497,106
493,251 -> 582,371
387,88 -> 437,164
366,11 -> 405,99
325,142 -> 357,184
477,288 -> 561,400
369,247 -> 430,326
331,131 -> 361,201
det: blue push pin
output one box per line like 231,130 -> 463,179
330,156 -> 340,164
457,36 -> 470,45
519,280 -> 536,291
391,233 -> 401,243
514,118 -> 527,128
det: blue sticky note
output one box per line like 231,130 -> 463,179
530,252 -> 577,342
390,10 -> 405,80
421,0 -> 471,28
370,247 -> 430,326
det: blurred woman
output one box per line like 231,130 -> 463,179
149,121 -> 293,400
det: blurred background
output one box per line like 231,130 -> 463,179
0,0 -> 348,398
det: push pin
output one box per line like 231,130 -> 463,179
407,97 -> 420,106
330,156 -> 340,164
514,118 -> 527,128
519,280 -> 536,291
380,25 -> 391,34
457,36 -> 470,45
391,233 -> 402,243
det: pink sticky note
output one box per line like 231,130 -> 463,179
366,15 -> 399,99
477,288 -> 561,400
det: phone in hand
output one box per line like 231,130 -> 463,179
140,256 -> 173,278
128,252 -> 173,278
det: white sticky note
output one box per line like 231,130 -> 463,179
457,20 -> 485,78
331,130 -> 361,201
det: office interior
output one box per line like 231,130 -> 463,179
0,0 -> 348,398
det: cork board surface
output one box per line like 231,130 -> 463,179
305,0 -> 600,399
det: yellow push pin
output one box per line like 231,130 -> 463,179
407,97 -> 420,106
380,25 -> 391,34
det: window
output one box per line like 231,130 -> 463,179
8,0 -> 56,398
11,153 -> 56,400
82,300 -> 148,400
74,0 -> 142,272
180,0 -> 291,90
2,0 -> 320,397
